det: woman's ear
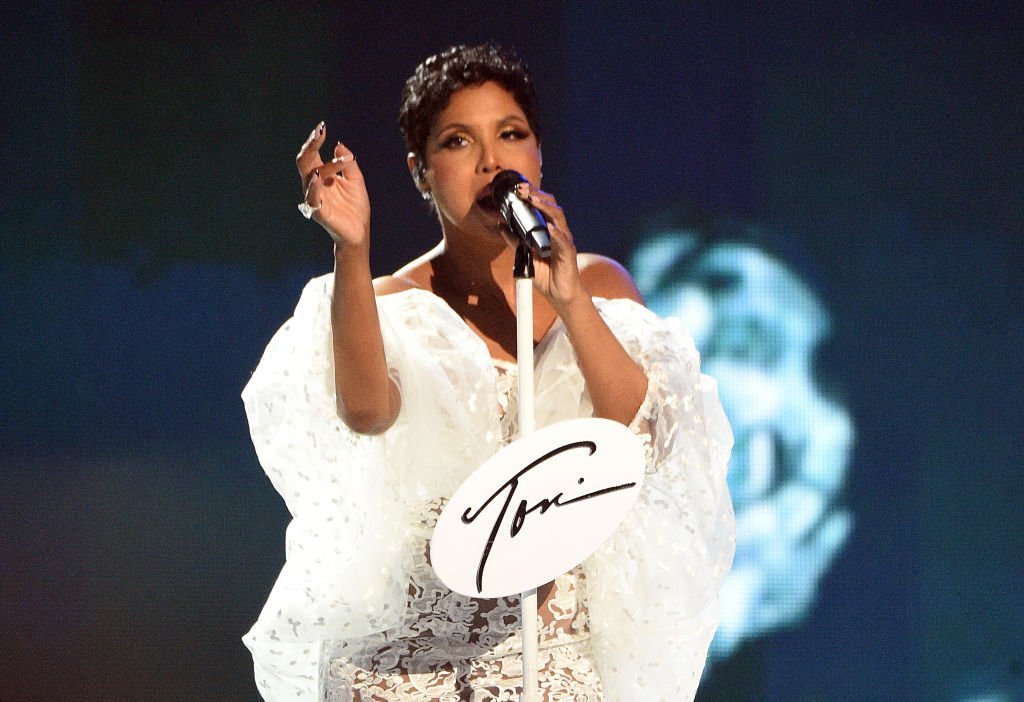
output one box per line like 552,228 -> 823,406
407,152 -> 433,203
407,152 -> 428,191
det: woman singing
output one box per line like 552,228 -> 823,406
242,43 -> 734,701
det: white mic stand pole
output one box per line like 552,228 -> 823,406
513,244 -> 539,702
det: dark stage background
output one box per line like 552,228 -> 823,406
2,2 -> 1022,700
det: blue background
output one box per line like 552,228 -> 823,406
2,2 -> 1022,699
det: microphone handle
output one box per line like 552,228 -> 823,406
503,196 -> 552,259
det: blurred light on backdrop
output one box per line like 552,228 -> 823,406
628,222 -> 854,665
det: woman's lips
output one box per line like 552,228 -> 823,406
476,184 -> 499,213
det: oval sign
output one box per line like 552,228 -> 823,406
431,417 -> 645,598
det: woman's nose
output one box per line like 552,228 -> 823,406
478,141 -> 501,173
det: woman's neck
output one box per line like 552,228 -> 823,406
430,233 -> 517,302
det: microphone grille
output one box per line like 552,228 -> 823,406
490,170 -> 526,207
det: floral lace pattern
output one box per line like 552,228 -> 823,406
320,500 -> 602,701
492,359 -> 518,445
242,279 -> 734,701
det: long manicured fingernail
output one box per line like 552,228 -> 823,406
318,121 -> 325,134
314,168 -> 320,178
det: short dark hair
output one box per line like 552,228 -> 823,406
398,43 -> 541,172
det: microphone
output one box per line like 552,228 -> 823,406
490,170 -> 552,259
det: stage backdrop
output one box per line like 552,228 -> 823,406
2,3 -> 1021,700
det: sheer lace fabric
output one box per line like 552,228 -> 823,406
492,359 -> 519,444
320,499 -> 601,701
242,277 -> 734,701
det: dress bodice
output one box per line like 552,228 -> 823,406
242,278 -> 735,702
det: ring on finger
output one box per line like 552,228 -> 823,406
297,201 -> 322,219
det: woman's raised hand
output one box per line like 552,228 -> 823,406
296,122 -> 371,249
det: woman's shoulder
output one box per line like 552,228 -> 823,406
374,244 -> 443,296
373,274 -> 423,296
577,253 -> 645,304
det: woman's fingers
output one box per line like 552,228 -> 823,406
299,168 -> 324,220
296,121 -> 327,186
318,142 -> 364,184
301,140 -> 364,206
510,183 -> 582,304
298,138 -> 372,247
519,183 -> 563,220
519,183 -> 573,246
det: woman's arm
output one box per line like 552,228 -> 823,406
297,123 -> 401,434
330,245 -> 401,434
519,183 -> 648,426
552,257 -> 649,426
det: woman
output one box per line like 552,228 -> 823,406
243,44 -> 734,701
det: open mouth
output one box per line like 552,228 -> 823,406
476,185 -> 499,213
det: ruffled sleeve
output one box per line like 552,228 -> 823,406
581,298 -> 736,702
240,277 -> 499,701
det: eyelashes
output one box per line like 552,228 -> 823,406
501,128 -> 530,141
438,128 -> 531,150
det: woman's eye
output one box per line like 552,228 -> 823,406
442,135 -> 468,148
501,129 -> 529,140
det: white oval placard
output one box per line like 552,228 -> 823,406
431,417 -> 645,598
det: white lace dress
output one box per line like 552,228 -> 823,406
241,277 -> 735,701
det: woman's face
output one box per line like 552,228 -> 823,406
418,81 -> 542,239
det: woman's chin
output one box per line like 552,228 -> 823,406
478,203 -> 503,224
473,205 -> 508,233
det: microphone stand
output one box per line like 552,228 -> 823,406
513,243 -> 539,702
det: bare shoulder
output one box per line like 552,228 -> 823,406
374,246 -> 443,296
373,245 -> 444,296
372,274 -> 421,296
577,253 -> 645,304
